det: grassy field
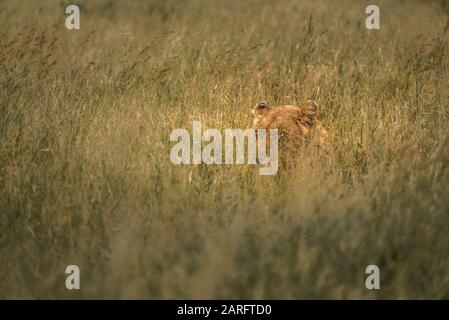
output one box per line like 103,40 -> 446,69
1,0 -> 449,299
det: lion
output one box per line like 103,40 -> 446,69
252,100 -> 331,158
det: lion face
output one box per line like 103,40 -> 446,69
251,100 -> 331,150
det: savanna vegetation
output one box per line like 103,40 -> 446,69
1,0 -> 448,299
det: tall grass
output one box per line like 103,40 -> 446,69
0,0 -> 448,299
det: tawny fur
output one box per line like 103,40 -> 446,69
252,100 -> 331,153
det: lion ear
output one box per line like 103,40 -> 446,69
253,102 -> 270,115
299,100 -> 319,126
